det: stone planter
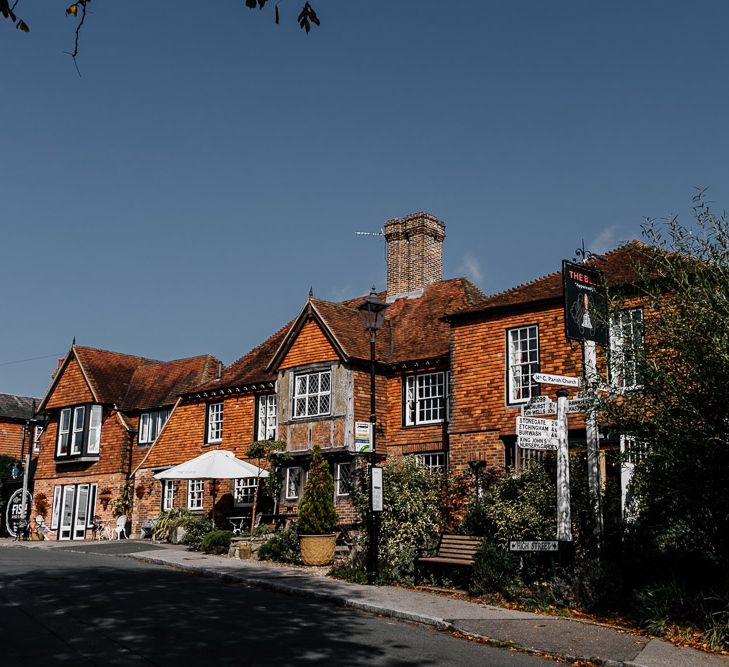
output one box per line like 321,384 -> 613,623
300,533 -> 337,566
228,536 -> 268,559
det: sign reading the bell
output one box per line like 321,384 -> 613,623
371,466 -> 383,512
563,260 -> 608,346
355,422 -> 372,453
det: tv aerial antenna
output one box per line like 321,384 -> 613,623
355,229 -> 384,237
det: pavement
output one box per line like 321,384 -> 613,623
4,538 -> 728,667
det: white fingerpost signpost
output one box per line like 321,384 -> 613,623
555,388 -> 572,542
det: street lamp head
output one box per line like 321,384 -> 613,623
357,286 -> 389,332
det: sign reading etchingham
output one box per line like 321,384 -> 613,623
509,540 -> 559,552
517,416 -> 558,450
534,373 -> 581,388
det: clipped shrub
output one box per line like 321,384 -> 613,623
257,525 -> 301,564
352,456 -> 443,584
181,516 -> 213,551
200,530 -> 233,555
297,445 -> 337,535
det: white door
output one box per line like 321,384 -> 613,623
59,486 -> 76,540
73,484 -> 89,540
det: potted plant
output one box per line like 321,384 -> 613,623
297,445 -> 338,566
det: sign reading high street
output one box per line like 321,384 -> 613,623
509,540 -> 559,552
517,416 -> 558,450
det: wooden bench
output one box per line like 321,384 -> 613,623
414,533 -> 482,585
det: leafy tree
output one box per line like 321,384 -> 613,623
1,0 -> 320,69
297,444 -> 337,535
604,189 -> 729,585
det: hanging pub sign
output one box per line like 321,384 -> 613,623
562,260 -> 608,346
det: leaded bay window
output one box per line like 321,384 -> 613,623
404,372 -> 448,426
285,467 -> 304,500
610,308 -> 644,390
234,478 -> 258,506
293,370 -> 331,419
56,404 -> 103,459
507,325 -> 539,404
188,479 -> 204,510
256,395 -> 278,440
139,408 -> 171,446
206,402 -> 224,444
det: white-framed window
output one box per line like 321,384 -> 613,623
234,478 -> 258,506
335,462 -> 353,497
285,467 -> 304,500
206,403 -> 224,443
56,404 -> 102,459
57,409 -> 71,456
404,372 -> 448,426
415,452 -> 446,471
507,325 -> 539,404
162,480 -> 175,511
87,405 -> 102,454
187,479 -> 204,510
610,308 -> 644,390
139,409 -> 171,446
33,425 -> 43,454
293,370 -> 331,419
70,406 -> 85,455
50,485 -> 62,529
256,395 -> 278,440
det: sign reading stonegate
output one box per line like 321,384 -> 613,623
562,260 -> 608,346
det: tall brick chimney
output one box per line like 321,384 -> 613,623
383,212 -> 446,299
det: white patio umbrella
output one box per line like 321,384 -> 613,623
154,450 -> 269,481
154,450 -> 269,528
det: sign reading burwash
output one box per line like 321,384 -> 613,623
509,540 -> 559,552
562,260 -> 608,346
517,416 -> 558,450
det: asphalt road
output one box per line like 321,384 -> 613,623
0,545 -> 550,666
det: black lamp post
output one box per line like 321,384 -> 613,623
357,286 -> 389,585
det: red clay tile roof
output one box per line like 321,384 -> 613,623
41,346 -> 220,412
195,278 -> 485,394
192,322 -> 293,393
122,355 -> 219,410
446,241 -> 655,319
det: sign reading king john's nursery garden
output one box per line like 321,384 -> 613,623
562,260 -> 608,346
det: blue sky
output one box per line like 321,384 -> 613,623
2,1 -> 728,397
